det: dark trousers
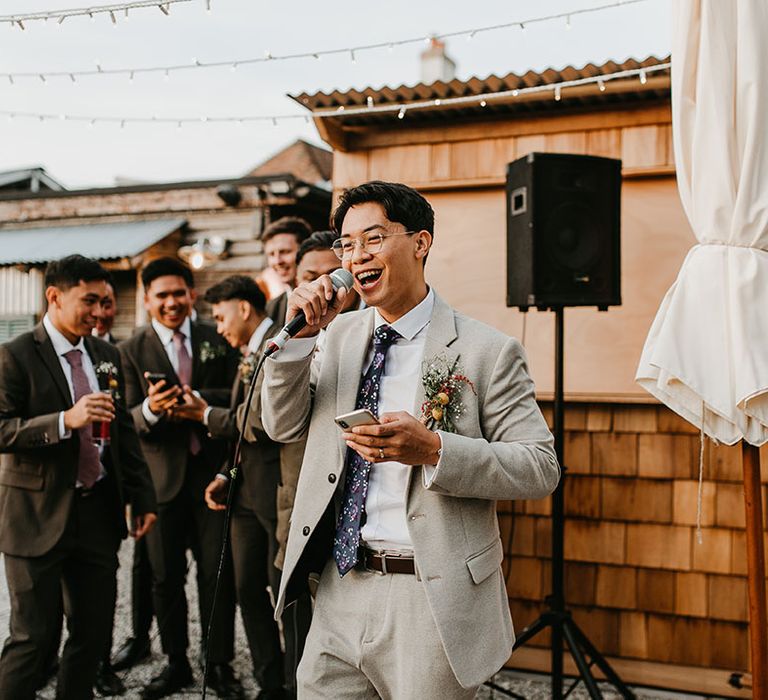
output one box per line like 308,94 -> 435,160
0,483 -> 120,700
130,535 -> 154,640
230,505 -> 284,691
145,463 -> 235,664
281,589 -> 312,698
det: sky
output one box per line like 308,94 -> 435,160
0,0 -> 670,189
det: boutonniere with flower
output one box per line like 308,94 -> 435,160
199,340 -> 227,363
239,354 -> 257,385
94,361 -> 121,399
420,355 -> 476,433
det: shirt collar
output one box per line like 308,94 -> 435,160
373,287 -> 434,341
151,316 -> 191,346
43,314 -> 86,356
247,317 -> 274,355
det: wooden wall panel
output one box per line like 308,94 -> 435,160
505,402 -> 758,686
333,151 -> 368,188
368,144 -> 431,183
621,125 -> 668,168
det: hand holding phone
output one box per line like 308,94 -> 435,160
334,408 -> 379,430
144,371 -> 182,414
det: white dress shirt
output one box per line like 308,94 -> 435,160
44,315 -> 107,481
276,289 -> 437,552
142,317 -> 193,424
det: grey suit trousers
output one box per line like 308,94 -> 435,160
297,560 -> 478,700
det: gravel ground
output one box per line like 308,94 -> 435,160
0,541 -> 701,699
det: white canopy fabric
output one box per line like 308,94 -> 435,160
636,0 -> 768,446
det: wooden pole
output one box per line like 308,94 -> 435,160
742,442 -> 767,698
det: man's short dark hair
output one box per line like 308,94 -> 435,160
261,216 -> 312,246
296,230 -> 340,268
141,257 -> 194,290
204,275 -> 266,313
331,181 -> 435,238
44,255 -> 110,291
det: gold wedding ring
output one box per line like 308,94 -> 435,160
378,447 -> 385,460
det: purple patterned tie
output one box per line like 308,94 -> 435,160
173,331 -> 201,455
333,324 -> 402,576
63,349 -> 102,488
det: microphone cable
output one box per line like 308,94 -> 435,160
200,349 -> 268,700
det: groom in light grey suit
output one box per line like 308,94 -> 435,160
261,181 -> 559,699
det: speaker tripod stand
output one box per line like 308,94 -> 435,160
491,308 -> 635,700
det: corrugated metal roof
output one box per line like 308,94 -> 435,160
291,55 -> 670,127
0,218 -> 186,265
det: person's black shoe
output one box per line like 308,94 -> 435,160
111,636 -> 151,671
206,663 -> 245,699
95,661 -> 126,696
140,660 -> 193,699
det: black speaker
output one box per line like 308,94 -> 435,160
506,152 -> 622,310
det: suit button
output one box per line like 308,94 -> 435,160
328,473 -> 337,483
302,526 -> 310,536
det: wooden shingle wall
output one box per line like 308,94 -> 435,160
501,402 -> 767,677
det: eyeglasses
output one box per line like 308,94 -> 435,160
331,230 -> 417,260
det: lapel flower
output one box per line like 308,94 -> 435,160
199,340 -> 226,363
239,354 -> 257,384
94,361 -> 120,399
420,354 -> 476,433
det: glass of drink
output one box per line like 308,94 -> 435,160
92,379 -> 117,447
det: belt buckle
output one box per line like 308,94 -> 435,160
378,550 -> 404,576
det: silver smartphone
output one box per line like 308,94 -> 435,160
334,408 -> 379,430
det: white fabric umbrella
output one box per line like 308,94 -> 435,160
636,0 -> 768,447
637,2 -> 768,692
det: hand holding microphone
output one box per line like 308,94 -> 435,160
265,268 -> 354,357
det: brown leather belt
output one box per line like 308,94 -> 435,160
360,548 -> 415,575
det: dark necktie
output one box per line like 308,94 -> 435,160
63,349 -> 102,488
333,324 -> 402,576
173,331 -> 201,455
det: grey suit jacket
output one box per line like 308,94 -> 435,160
261,293 -> 559,688
119,322 -> 237,504
0,325 -> 157,557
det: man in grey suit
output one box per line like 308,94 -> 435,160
0,254 -> 157,699
261,181 -> 559,698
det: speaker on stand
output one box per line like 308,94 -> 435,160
495,153 -> 634,699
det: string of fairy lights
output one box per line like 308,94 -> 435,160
2,0 -> 661,130
1,0 -> 203,29
1,0 -> 648,83
0,62 -> 670,128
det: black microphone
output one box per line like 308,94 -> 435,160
264,268 -> 354,357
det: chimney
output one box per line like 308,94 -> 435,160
420,37 -> 456,84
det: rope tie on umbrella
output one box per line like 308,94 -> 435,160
696,400 -> 718,545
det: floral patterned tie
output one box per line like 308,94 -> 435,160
333,324 -> 402,576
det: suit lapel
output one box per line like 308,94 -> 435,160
336,308 -> 375,419
32,324 -> 73,407
408,294 -> 459,494
412,294 -> 460,417
190,322 -> 202,386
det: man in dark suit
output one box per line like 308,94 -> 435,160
119,257 -> 241,699
174,275 -> 285,699
42,276 -> 130,697
0,254 -> 157,700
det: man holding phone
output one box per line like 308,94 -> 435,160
119,257 -> 241,699
262,181 -> 559,698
